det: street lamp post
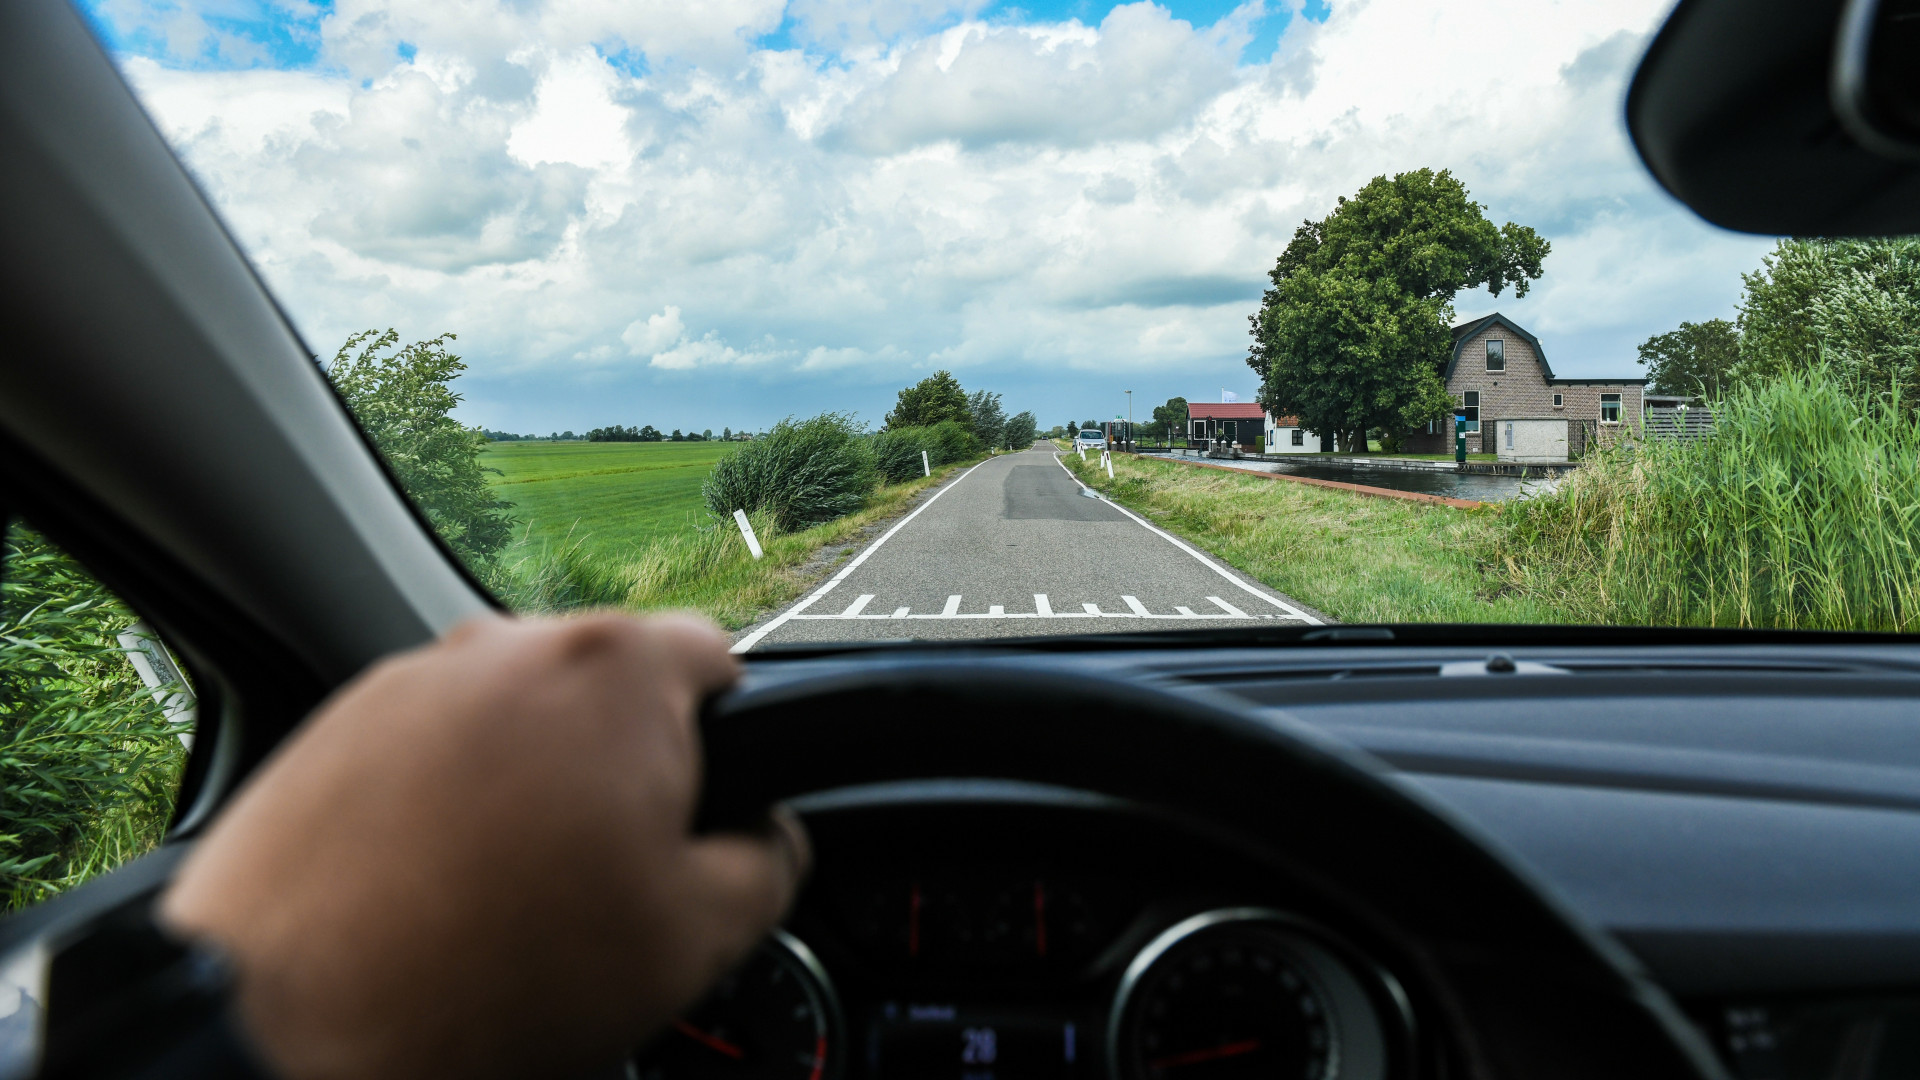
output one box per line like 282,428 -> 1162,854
1125,390 -> 1133,452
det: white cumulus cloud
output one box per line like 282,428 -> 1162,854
107,0 -> 1776,433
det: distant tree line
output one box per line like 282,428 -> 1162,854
587,425 -> 747,442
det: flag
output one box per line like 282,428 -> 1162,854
1221,390 -> 1239,403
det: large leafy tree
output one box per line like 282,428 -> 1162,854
1637,319 -> 1740,399
1247,169 -> 1549,453
1734,238 -> 1920,406
326,330 -> 516,574
886,370 -> 973,429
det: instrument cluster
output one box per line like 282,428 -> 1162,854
631,877 -> 1407,1080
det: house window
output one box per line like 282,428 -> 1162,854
1485,339 -> 1505,371
1600,393 -> 1622,423
1291,429 -> 1304,446
1461,390 -> 1480,432
1552,393 -> 1563,407
1505,421 -> 1514,450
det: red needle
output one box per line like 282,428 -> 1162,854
1148,1039 -> 1263,1069
673,1019 -> 746,1060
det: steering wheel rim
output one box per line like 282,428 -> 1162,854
701,659 -> 1728,1080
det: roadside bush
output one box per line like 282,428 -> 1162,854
1497,365 -> 1920,630
1,526 -> 187,910
872,421 -> 983,482
702,412 -> 876,531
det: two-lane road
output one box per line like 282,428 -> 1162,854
733,447 -> 1325,650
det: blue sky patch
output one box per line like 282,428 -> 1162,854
78,0 -> 330,70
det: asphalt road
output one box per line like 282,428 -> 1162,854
733,447 -> 1325,651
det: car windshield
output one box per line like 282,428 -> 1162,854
87,0 -> 1920,650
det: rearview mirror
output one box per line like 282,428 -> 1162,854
1833,0 -> 1920,158
1628,0 -> 1920,236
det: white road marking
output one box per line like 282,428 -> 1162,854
1051,453 -> 1323,625
840,594 -> 875,617
731,459 -> 994,653
1122,595 -> 1152,616
1176,606 -> 1197,616
1035,593 -> 1054,616
1208,595 -> 1248,618
892,606 -> 910,618
988,604 -> 1005,615
942,594 -> 963,616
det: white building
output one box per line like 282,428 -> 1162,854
1264,412 -> 1324,454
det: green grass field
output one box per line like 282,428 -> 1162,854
484,441 -> 736,559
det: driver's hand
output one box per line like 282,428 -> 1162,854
158,612 -> 808,1080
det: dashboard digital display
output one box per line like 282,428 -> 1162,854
871,1004 -> 1084,1080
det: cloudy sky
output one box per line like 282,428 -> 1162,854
79,0 -> 1774,435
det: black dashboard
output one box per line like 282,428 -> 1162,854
631,641 -> 1920,1080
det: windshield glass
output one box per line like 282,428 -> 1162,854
87,0 -> 1919,648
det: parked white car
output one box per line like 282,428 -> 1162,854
1074,429 -> 1105,452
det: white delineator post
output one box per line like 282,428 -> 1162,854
1106,457 -> 1115,480
732,509 -> 764,559
922,450 -> 931,476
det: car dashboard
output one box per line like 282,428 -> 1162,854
634,640 -> 1920,1080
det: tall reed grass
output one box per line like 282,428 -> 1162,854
1497,366 -> 1920,630
2,525 -> 187,911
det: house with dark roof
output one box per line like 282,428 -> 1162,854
1187,402 -> 1267,450
1399,313 -> 1647,456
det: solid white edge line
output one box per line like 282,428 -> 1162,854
1052,452 -> 1324,626
730,458 -> 995,653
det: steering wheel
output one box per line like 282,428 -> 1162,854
700,660 -> 1727,1080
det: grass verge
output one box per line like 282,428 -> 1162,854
1064,452 -> 1573,625
497,459 -> 982,629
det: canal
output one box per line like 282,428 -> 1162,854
1155,449 -> 1553,502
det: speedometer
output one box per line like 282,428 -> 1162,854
1109,910 -> 1396,1080
634,930 -> 843,1080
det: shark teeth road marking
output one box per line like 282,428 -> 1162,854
942,594 -> 963,616
840,594 -> 875,617
1035,593 -> 1054,617
1122,595 -> 1151,616
1208,596 -> 1248,618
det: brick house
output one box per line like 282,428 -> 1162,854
1400,313 -> 1646,455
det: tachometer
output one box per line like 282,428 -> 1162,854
1108,910 -> 1394,1080
635,930 -> 842,1080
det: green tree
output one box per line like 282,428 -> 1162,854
722,427 -> 732,440
967,389 -> 1006,448
1002,411 -> 1038,449
1065,421 -> 1078,438
1637,318 -> 1740,399
1247,168 -> 1548,453
1148,397 -> 1189,439
886,371 -> 973,429
326,330 -> 515,574
1734,238 -> 1920,406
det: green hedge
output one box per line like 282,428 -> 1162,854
701,412 -> 877,532
871,420 -> 982,483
